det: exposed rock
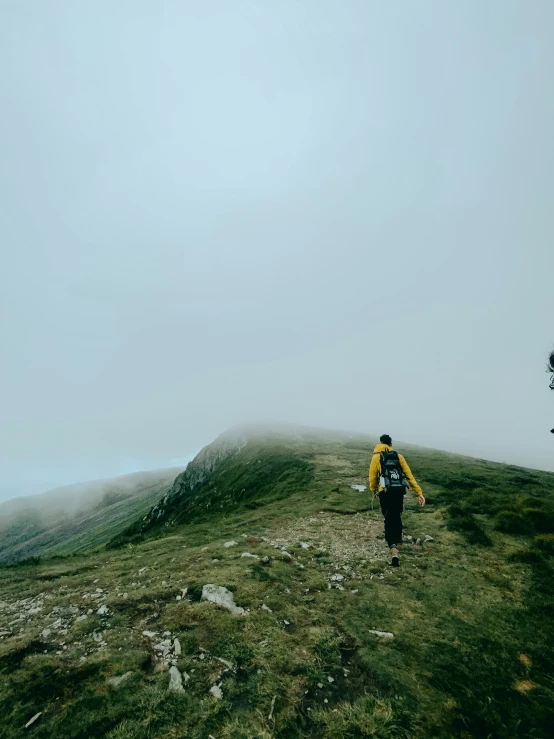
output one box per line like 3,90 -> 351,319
369,629 -> 394,639
107,671 -> 133,688
97,605 -> 109,616
241,552 -> 259,559
25,712 -> 42,729
168,666 -> 186,693
424,535 -> 435,542
260,604 -> 273,613
209,684 -> 223,700
143,630 -> 157,638
214,656 -> 233,670
174,638 -> 182,656
224,541 -> 237,548
330,574 -> 344,582
76,615 -> 88,623
201,584 -> 248,616
300,541 -> 311,549
351,484 -> 367,492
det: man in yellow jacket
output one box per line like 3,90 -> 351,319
369,434 -> 425,567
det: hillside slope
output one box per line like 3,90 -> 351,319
0,469 -> 182,564
1,429 -> 554,738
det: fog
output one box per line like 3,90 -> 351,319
1,1 -> 553,503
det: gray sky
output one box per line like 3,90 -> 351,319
1,0 -> 553,502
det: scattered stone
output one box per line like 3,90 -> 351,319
328,676 -> 334,683
215,656 -> 233,670
268,694 -> 277,721
176,595 -> 182,601
92,631 -> 103,643
416,538 -> 422,546
138,567 -> 147,574
76,615 -> 88,623
107,671 -> 133,688
317,682 -> 323,688
143,630 -> 157,638
168,666 -> 186,694
369,629 -> 394,639
281,550 -> 293,559
404,535 -> 413,542
283,620 -> 290,626
424,535 -> 435,542
41,628 -> 51,639
300,541 -> 311,549
201,584 -> 248,616
351,484 -> 367,492
260,604 -> 273,613
97,605 -> 109,616
261,556 -> 270,564
224,541 -> 238,548
180,588 -> 188,598
25,712 -> 42,729
174,638 -> 182,656
330,574 -> 344,582
209,684 -> 223,700
241,552 -> 259,559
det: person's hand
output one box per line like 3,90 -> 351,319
418,494 -> 426,507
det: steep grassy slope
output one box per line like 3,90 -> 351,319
0,469 -> 182,564
1,431 -> 554,738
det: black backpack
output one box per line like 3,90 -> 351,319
379,450 -> 406,492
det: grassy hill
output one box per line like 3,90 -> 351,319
1,429 -> 554,738
0,469 -> 183,564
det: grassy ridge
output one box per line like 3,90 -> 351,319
0,471 -> 179,564
1,434 -> 554,738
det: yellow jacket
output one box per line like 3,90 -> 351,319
369,443 -> 423,496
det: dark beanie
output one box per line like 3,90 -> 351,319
380,434 -> 392,446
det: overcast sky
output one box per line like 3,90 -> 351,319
1,1 -> 553,502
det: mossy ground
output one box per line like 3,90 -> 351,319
1,435 -> 554,738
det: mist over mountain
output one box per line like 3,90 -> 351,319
0,468 -> 183,564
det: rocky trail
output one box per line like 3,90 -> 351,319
0,503 -> 438,720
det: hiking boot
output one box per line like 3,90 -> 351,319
390,547 -> 400,567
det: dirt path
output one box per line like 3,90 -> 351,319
263,509 -> 390,568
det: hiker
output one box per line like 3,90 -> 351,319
369,434 -> 425,567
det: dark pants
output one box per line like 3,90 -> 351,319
379,489 -> 405,547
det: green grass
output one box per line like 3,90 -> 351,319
1,432 -> 554,737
